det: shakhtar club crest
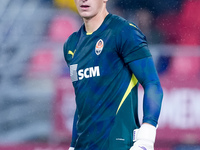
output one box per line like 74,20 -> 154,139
95,39 -> 104,55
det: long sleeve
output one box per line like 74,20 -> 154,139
70,109 -> 78,147
128,56 -> 163,127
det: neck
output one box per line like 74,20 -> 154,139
83,9 -> 109,34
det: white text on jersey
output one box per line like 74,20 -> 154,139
78,66 -> 100,80
70,64 -> 100,82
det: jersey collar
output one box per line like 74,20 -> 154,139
82,13 -> 112,36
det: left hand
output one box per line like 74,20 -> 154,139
130,124 -> 156,150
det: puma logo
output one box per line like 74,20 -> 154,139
68,50 -> 76,58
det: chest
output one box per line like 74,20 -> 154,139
71,33 -> 121,66
67,33 -> 124,83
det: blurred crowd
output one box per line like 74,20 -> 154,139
0,1 -> 199,149
49,0 -> 200,77
4,0 -> 197,84
42,0 -> 200,46
50,0 -> 200,45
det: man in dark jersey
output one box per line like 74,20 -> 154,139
63,0 -> 163,150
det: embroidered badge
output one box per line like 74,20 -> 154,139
95,39 -> 104,55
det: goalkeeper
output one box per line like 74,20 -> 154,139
63,0 -> 163,149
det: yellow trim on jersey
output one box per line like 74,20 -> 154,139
116,74 -> 138,114
86,32 -> 93,35
129,23 -> 138,29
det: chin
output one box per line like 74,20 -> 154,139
81,15 -> 93,20
79,12 -> 94,19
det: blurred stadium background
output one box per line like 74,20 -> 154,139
0,0 -> 200,149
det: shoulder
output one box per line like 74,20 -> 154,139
109,14 -> 145,40
63,32 -> 76,58
64,31 -> 79,48
63,25 -> 82,52
63,28 -> 81,63
109,14 -> 140,32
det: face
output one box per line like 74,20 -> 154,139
74,0 -> 108,19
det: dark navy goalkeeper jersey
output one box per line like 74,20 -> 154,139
63,14 -> 152,150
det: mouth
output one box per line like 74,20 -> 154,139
80,5 -> 90,9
